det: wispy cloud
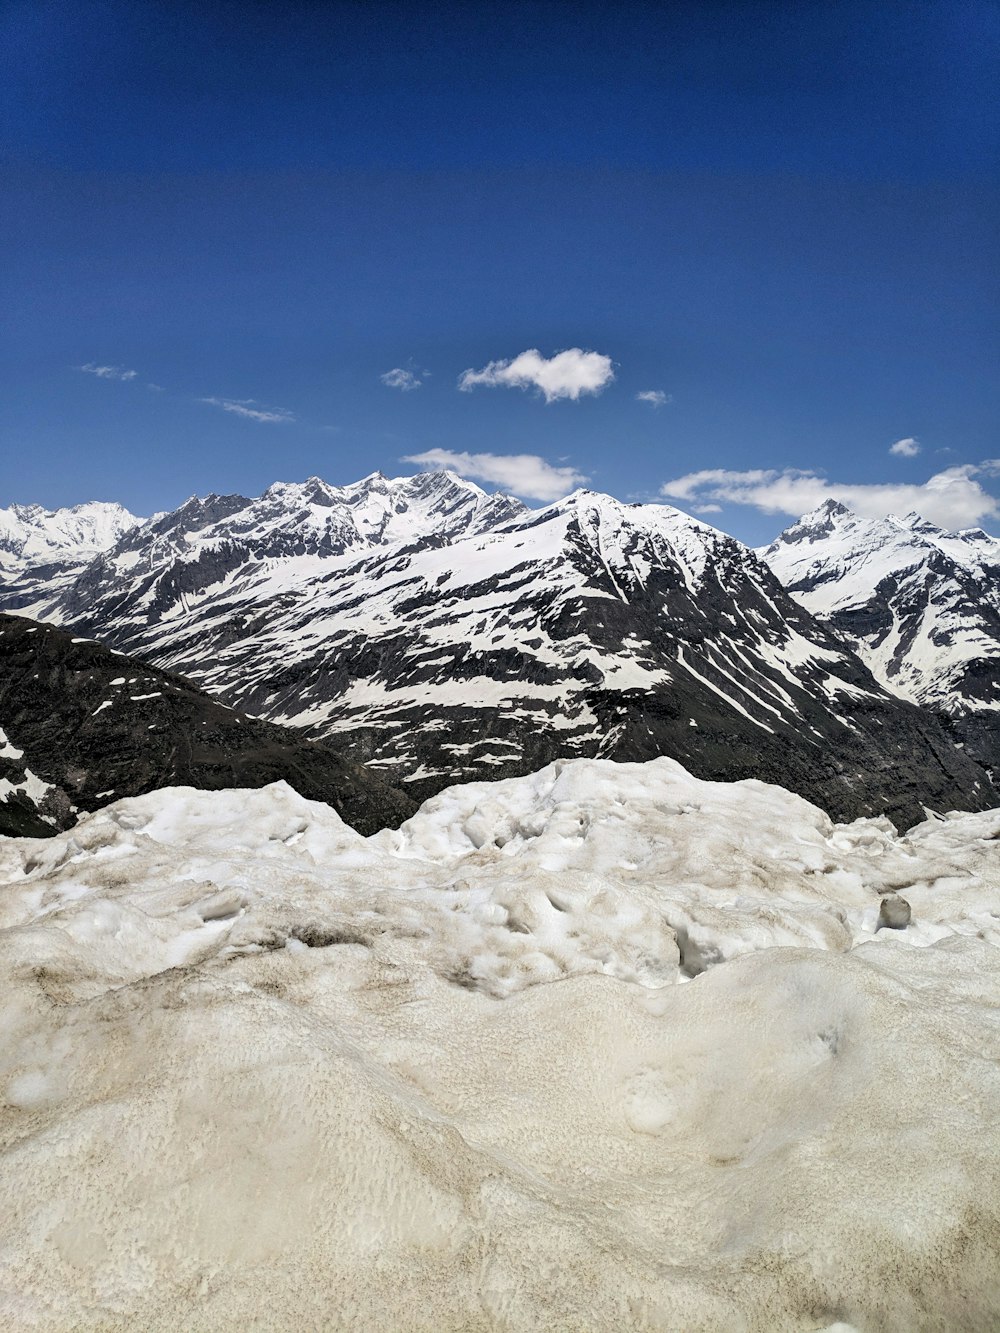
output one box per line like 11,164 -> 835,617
77,362 -> 138,381
200,397 -> 295,424
380,367 -> 423,391
458,348 -> 614,403
889,437 -> 921,458
660,465 -> 1000,530
402,448 -> 588,502
636,390 -> 671,407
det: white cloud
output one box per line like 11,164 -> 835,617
402,448 -> 588,502
381,367 -> 422,392
889,437 -> 921,458
660,465 -> 1000,531
200,397 -> 295,424
78,363 -> 138,381
636,390 -> 671,407
458,348 -> 614,403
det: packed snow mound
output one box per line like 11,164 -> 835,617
2,761 -> 1000,1329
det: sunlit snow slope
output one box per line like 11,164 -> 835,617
761,499 -> 1000,773
0,499 -> 139,606
1,759 -> 999,1330
4,471 -> 992,828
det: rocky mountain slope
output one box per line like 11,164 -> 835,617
759,499 -> 1000,773
2,471 -> 993,829
0,612 -> 414,838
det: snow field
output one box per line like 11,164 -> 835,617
1,759 -> 999,1328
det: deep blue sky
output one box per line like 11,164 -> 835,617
1,0 -> 997,543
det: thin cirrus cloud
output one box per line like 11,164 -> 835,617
636,390 -> 671,407
458,348 -> 614,403
77,362 -> 138,381
402,448 -> 588,502
380,367 -> 423,391
660,465 -> 1000,530
889,437 -> 921,458
199,396 -> 295,424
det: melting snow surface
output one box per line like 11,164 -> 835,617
1,758 -> 999,1329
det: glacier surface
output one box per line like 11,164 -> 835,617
1,759 -> 999,1329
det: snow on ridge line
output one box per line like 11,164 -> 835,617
759,498 -> 1000,717
0,499 -> 141,569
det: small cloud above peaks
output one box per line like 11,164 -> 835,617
380,367 -> 423,392
660,463 -> 1000,530
200,397 -> 295,424
890,437 -> 921,458
401,448 -> 588,502
458,348 -> 614,403
636,390 -> 671,407
77,363 -> 138,381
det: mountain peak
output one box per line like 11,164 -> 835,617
0,499 -> 141,571
764,498 -> 857,551
892,510 -> 939,534
800,497 -> 853,525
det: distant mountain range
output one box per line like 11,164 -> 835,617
759,499 -> 1000,776
2,471 -> 995,831
0,499 -> 140,608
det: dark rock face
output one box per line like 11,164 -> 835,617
0,613 -> 415,839
3,474 -> 996,831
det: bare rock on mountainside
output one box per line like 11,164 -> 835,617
0,612 -> 415,838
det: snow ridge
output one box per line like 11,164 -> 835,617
0,500 -> 139,571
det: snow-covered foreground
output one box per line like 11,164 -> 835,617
1,758 -> 999,1330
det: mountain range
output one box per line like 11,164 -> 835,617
2,470 -> 996,832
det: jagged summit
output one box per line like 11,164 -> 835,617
760,502 -> 1000,774
0,499 -> 140,570
768,499 -> 855,548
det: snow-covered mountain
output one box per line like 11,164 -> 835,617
0,499 -> 141,609
759,499 -> 1000,772
4,470 -> 992,828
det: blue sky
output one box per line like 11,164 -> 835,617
1,0 -> 997,543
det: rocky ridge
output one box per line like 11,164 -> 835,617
0,612 -> 414,838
